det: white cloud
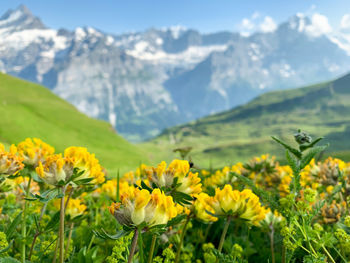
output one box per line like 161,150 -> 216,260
252,11 -> 260,20
259,16 -> 277,33
242,18 -> 254,30
239,12 -> 277,36
341,14 -> 350,30
305,13 -> 332,37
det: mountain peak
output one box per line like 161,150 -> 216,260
0,4 -> 46,30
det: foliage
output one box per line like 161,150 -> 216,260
1,130 -> 350,263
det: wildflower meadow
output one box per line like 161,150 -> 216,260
0,131 -> 349,263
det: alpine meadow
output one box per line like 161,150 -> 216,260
1,2 -> 350,263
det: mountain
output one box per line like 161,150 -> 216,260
1,6 -> 350,141
146,72 -> 350,167
0,73 -> 147,173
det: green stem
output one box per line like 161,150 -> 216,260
88,206 -> 99,250
21,176 -> 32,263
269,225 -> 275,263
147,235 -> 157,263
128,228 -> 139,263
59,186 -> 66,263
282,245 -> 286,263
138,228 -> 144,263
29,202 -> 48,260
321,245 -> 336,263
65,222 -> 74,260
175,214 -> 191,263
217,216 -> 231,259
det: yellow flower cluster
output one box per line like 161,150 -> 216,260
64,147 -> 105,184
101,179 -> 135,200
260,208 -> 284,227
147,160 -> 202,196
54,197 -> 87,219
36,154 -> 74,186
197,185 -> 267,226
0,144 -> 24,176
194,193 -> 218,223
35,146 -> 105,186
109,188 -> 181,227
17,138 -> 54,167
203,163 -> 243,188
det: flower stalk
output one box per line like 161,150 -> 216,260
21,175 -> 32,263
29,202 -> 48,260
269,224 -> 275,263
216,215 -> 232,263
128,228 -> 139,263
59,186 -> 66,263
65,222 -> 74,260
147,235 -> 157,263
175,214 -> 191,263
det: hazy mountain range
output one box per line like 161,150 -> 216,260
1,5 -> 350,141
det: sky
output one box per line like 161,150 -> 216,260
0,0 -> 349,35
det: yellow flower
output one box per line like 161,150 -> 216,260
203,166 -> 237,189
194,193 -> 218,223
0,144 -> 24,176
64,147 -> 105,184
54,198 -> 87,219
13,176 -> 40,195
109,188 -> 179,227
101,179 -> 135,200
36,154 -> 74,186
204,185 -> 266,225
148,160 -> 202,196
17,138 -> 54,167
260,208 -> 283,227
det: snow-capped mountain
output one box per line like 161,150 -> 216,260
1,5 -> 350,141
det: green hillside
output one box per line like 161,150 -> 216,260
145,73 -> 350,168
0,73 -> 147,174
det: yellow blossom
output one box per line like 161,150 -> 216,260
17,138 -> 54,167
54,198 -> 87,219
64,147 -> 105,184
0,144 -> 24,176
36,154 -> 74,186
204,185 -> 266,225
109,188 -> 179,227
147,160 -> 202,196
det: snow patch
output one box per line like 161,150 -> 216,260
0,9 -> 23,27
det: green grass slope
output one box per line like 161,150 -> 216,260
0,73 -> 147,174
145,73 -> 350,168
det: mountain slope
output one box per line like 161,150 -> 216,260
1,6 -> 350,141
146,73 -> 350,167
0,73 -> 147,173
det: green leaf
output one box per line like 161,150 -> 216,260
140,181 -> 152,192
299,137 -> 323,152
286,150 -> 300,175
173,191 -> 193,205
300,145 -> 328,169
93,228 -> 131,240
167,214 -> 186,227
74,178 -> 93,185
5,212 -> 22,239
45,211 -> 60,231
271,136 -> 302,159
0,257 -> 21,263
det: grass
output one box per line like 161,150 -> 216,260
145,73 -> 350,168
0,73 -> 148,174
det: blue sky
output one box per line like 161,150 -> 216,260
0,0 -> 349,34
